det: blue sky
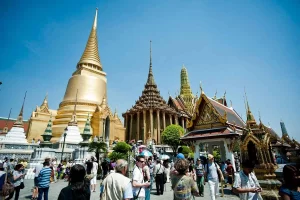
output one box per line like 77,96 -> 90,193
0,0 -> 299,140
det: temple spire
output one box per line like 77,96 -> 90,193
77,8 -> 102,70
280,120 -> 289,138
244,88 -> 256,124
146,40 -> 156,85
180,65 -> 193,96
14,91 -> 27,127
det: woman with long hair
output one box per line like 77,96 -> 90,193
58,164 -> 90,200
279,165 -> 300,200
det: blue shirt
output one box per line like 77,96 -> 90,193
38,167 -> 52,188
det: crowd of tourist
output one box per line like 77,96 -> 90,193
0,148 -> 299,200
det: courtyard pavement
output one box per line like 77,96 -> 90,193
18,179 -> 239,200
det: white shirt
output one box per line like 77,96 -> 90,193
34,163 -> 43,177
233,171 -> 260,200
92,162 -> 98,174
132,166 -> 145,197
205,162 -> 220,181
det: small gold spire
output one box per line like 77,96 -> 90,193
213,90 -> 217,99
3,108 -> 12,133
223,90 -> 226,99
258,111 -> 262,123
200,81 -> 204,94
14,91 -> 27,128
77,8 -> 102,70
230,100 -> 233,107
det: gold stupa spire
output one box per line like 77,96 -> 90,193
68,89 -> 78,126
77,8 -> 102,70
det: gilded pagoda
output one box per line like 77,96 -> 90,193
122,42 -> 189,144
26,9 -> 125,144
167,65 -> 197,128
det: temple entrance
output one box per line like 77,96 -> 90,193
247,141 -> 258,164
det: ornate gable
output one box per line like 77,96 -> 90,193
187,93 -> 226,130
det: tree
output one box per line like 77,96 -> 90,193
88,141 -> 107,163
161,124 -> 184,155
108,151 -> 127,161
181,145 -> 192,158
113,142 -> 131,154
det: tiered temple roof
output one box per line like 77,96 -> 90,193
123,42 -> 177,116
168,95 -> 190,118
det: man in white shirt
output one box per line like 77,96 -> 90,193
100,159 -> 133,200
132,155 -> 150,200
204,154 -> 224,200
233,160 -> 262,200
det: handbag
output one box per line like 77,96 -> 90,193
1,171 -> 14,196
20,182 -> 25,189
133,187 -> 142,200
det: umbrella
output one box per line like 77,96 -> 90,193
160,154 -> 170,160
104,158 -> 110,162
140,150 -> 153,157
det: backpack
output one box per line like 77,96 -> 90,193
173,177 -> 192,199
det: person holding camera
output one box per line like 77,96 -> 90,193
233,160 -> 262,200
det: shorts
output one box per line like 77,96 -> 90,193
90,176 -> 97,184
34,177 -> 38,187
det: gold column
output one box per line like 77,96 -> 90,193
150,109 -> 153,141
169,114 -> 173,124
137,112 -> 140,141
181,117 -> 185,129
130,114 -> 133,140
143,110 -> 146,143
163,112 -> 166,129
125,114 -> 128,140
157,110 -> 160,144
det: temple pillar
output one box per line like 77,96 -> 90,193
150,109 -> 153,141
181,117 -> 185,129
130,114 -> 133,140
169,114 -> 173,124
175,116 -> 178,125
143,110 -> 146,143
137,112 -> 140,141
157,110 -> 160,144
163,112 -> 166,129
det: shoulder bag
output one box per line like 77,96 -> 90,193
1,170 -> 14,196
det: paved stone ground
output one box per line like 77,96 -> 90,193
18,179 -> 239,199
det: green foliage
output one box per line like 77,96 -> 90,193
188,152 -> 194,159
108,152 -> 127,161
113,142 -> 131,154
181,146 -> 192,158
161,124 -> 184,154
213,150 -> 221,162
88,141 -> 107,162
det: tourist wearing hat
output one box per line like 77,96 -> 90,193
233,160 -> 262,200
204,154 -> 224,200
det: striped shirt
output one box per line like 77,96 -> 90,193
38,166 -> 52,188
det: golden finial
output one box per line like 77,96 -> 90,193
258,111 -> 262,123
19,91 -> 27,117
200,81 -> 204,94
223,90 -> 226,99
213,90 -> 217,99
150,40 -> 152,67
230,100 -> 233,107
168,90 -> 170,96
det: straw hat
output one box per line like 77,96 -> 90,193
207,154 -> 214,160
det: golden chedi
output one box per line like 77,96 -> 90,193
49,8 -> 125,142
